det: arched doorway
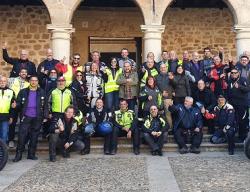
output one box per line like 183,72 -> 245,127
0,0 -> 51,76
71,0 -> 145,64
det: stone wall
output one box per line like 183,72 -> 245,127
0,6 -> 51,77
162,8 -> 236,59
0,6 -> 236,76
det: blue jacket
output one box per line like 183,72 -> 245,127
169,104 -> 203,131
205,103 -> 236,128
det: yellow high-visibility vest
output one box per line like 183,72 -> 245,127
104,68 -> 122,93
0,89 -> 14,113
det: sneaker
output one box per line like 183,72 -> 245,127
8,141 -> 15,148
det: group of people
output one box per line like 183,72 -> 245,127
0,42 -> 250,162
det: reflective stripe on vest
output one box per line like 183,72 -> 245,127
140,68 -> 158,87
64,65 -> 83,87
104,68 -> 122,93
0,89 -> 14,113
51,88 -> 72,113
114,110 -> 134,128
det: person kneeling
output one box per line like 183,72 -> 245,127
169,96 -> 203,154
202,95 -> 236,155
49,106 -> 85,162
142,106 -> 168,156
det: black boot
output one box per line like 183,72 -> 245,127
27,154 -> 38,160
134,148 -> 140,155
13,151 -> 22,162
49,156 -> 56,162
62,150 -> 70,158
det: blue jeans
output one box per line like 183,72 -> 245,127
105,91 -> 119,112
0,121 -> 9,144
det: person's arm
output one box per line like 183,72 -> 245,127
30,62 -> 37,76
45,90 -> 53,118
111,113 -> 123,129
2,48 -> 16,65
227,109 -> 235,127
130,72 -> 139,85
206,91 -> 217,112
185,77 -> 191,96
142,119 -> 153,133
237,79 -> 250,93
116,74 -> 127,85
68,122 -> 78,144
139,87 -> 149,102
195,110 -> 203,129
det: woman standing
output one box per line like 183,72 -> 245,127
103,58 -> 122,112
85,63 -> 104,109
172,65 -> 191,104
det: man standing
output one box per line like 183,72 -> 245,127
7,68 -> 30,148
46,76 -> 77,120
116,61 -> 138,111
2,42 -> 36,78
169,96 -> 203,154
84,51 -> 106,73
142,106 -> 168,156
37,48 -> 59,87
118,48 -> 136,69
0,76 -> 16,144
13,75 -> 45,162
227,68 -> 250,142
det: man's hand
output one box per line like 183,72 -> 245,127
9,118 -> 13,125
194,128 -> 200,132
218,46 -> 224,53
2,42 -> 7,49
156,131 -> 162,137
48,114 -> 52,119
220,74 -> 225,79
59,124 -> 64,132
151,131 -> 157,136
64,142 -> 70,149
11,101 -> 16,108
234,83 -> 239,88
122,127 -> 130,132
127,130 -> 132,139
201,107 -> 206,114
126,78 -> 132,83
148,95 -> 153,101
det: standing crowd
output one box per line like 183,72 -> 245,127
0,42 -> 250,162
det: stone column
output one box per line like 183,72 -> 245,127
141,25 -> 165,61
235,25 -> 250,59
47,25 -> 75,63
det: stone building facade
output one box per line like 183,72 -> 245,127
0,0 -> 249,76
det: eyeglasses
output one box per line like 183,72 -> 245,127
231,72 -> 238,74
74,57 -> 80,60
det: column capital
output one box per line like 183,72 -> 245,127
47,24 -> 75,33
234,25 -> 250,31
140,25 -> 165,33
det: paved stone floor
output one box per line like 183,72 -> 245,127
169,154 -> 250,192
0,152 -> 249,192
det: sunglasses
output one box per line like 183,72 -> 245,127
231,72 -> 238,74
74,57 -> 80,60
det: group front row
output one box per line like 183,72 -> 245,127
0,75 -> 239,163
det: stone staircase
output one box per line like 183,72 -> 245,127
9,127 -> 244,154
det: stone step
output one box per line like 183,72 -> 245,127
8,142 -> 244,153
33,134 -> 213,145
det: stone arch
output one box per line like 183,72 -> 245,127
162,0 -> 239,25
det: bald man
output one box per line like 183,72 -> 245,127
2,42 -> 36,78
37,48 -> 59,87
